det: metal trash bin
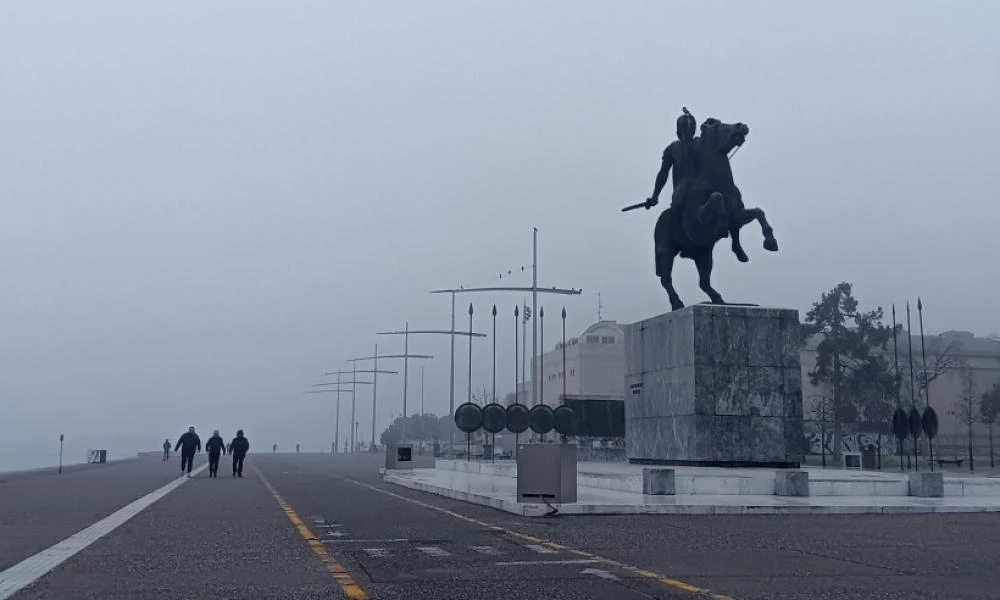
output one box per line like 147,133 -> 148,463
861,446 -> 878,470
843,451 -> 862,470
386,444 -> 413,470
516,443 -> 577,504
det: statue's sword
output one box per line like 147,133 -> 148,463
621,200 -> 652,212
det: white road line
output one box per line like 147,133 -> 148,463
581,567 -> 621,581
322,538 -> 409,544
416,546 -> 451,557
0,464 -> 208,600
470,546 -> 500,555
524,544 -> 559,554
496,559 -> 601,566
364,548 -> 389,558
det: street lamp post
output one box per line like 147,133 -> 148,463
522,299 -> 528,402
492,304 -> 497,404
376,326 -> 484,452
305,377 -> 374,454
431,229 -> 581,407
374,324 -> 435,442
561,307 -> 567,403
339,360 -> 398,453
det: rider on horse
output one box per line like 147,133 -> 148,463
646,107 -> 699,217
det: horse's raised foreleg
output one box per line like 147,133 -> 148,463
693,249 -> 724,305
743,207 -> 779,252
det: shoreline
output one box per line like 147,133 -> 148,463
0,455 -> 141,482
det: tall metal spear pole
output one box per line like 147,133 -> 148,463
539,306 -> 545,406
918,298 -> 934,471
906,302 -> 918,470
514,305 -> 519,403
892,305 -> 903,471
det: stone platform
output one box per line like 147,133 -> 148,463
381,460 -> 1000,516
625,304 -> 803,467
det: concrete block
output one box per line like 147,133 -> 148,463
775,471 -> 810,496
625,305 -> 804,467
642,468 -> 675,495
909,472 -> 944,498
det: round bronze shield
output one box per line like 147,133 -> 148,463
506,403 -> 530,434
454,402 -> 483,433
553,405 -> 578,436
528,404 -> 555,435
482,403 -> 506,434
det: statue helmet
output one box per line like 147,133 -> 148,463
676,107 -> 696,140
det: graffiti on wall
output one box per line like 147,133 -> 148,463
805,432 -> 900,457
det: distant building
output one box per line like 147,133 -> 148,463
517,320 -> 624,405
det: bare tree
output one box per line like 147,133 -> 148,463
980,382 -> 1000,468
810,390 -> 832,467
949,362 -> 979,471
901,336 -> 962,405
471,384 -> 495,406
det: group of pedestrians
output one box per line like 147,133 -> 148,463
162,427 -> 250,478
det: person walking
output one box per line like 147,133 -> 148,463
229,430 -> 250,478
162,439 -> 171,461
174,426 -> 201,477
205,430 -> 226,478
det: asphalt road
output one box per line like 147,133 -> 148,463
3,452 -> 1000,599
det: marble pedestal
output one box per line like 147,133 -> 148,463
625,305 -> 804,467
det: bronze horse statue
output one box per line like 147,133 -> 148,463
648,118 -> 778,310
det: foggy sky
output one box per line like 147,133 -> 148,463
2,1 -> 998,467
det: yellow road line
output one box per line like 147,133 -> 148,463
254,466 -> 368,600
349,478 -> 736,600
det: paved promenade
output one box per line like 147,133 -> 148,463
1,453 -> 999,599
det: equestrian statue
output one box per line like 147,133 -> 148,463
623,107 -> 778,310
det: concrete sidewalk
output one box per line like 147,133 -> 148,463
382,461 -> 1000,515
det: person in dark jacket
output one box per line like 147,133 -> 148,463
205,430 -> 226,478
162,439 -> 171,461
228,430 -> 250,478
174,426 -> 201,477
